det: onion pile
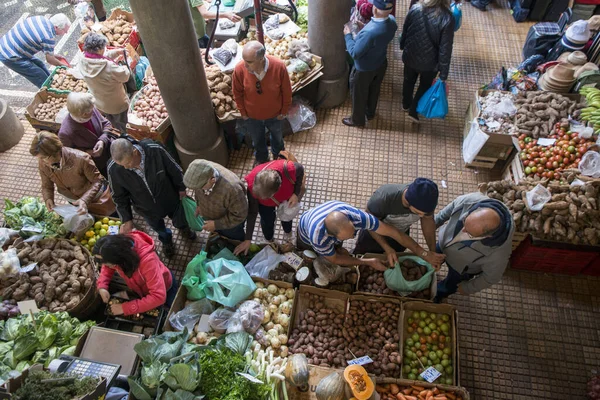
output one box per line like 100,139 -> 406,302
132,76 -> 168,130
0,299 -> 20,320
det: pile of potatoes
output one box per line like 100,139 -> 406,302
205,63 -> 237,118
80,15 -> 133,47
132,76 -> 168,130
0,239 -> 94,312
50,69 -> 88,92
34,96 -> 67,121
358,266 -> 432,300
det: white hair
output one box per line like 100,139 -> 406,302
50,13 -> 71,31
67,92 -> 95,117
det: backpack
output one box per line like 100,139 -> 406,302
521,8 -> 571,60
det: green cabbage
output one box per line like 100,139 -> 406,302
163,363 -> 199,392
14,336 -> 40,361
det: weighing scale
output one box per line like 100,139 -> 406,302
49,356 -> 121,388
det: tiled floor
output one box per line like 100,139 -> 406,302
1,1 -> 599,398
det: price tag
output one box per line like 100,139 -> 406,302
19,263 -> 37,273
17,300 -> 39,315
108,225 -> 119,235
537,138 -> 556,147
236,372 -> 264,384
284,252 -> 303,270
347,356 -> 373,366
420,367 -> 442,383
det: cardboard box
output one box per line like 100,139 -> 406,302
399,301 -> 459,386
375,379 -> 470,400
25,89 -> 68,132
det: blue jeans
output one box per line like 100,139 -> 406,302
435,244 -> 475,302
1,57 -> 50,88
143,202 -> 189,245
216,221 -> 246,242
259,203 -> 292,241
245,117 -> 285,164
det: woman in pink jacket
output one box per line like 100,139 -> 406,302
93,231 -> 177,316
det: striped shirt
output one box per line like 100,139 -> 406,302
0,16 -> 56,60
298,201 -> 380,256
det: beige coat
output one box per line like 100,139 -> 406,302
78,51 -> 130,115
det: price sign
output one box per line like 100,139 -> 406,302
420,367 -> 442,383
284,252 -> 303,270
108,225 -> 119,235
236,372 -> 264,384
18,300 -> 39,315
347,356 -> 373,366
537,138 -> 556,147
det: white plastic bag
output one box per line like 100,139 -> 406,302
287,97 -> 316,133
168,298 -> 214,332
0,248 -> 20,277
525,184 -> 552,211
52,204 -> 94,236
277,200 -> 302,222
286,59 -> 309,74
486,97 -> 516,118
54,107 -> 69,124
235,300 -> 264,334
0,228 -> 19,248
208,308 -> 235,333
463,120 -> 490,164
244,246 -> 286,278
579,151 -> 600,178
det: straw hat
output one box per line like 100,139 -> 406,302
567,51 -> 587,66
557,52 -> 571,63
547,63 -> 576,83
575,62 -> 599,79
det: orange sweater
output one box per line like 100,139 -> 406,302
232,56 -> 293,120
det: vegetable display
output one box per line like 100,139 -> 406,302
3,197 -> 67,238
577,87 -> 600,134
80,15 -> 134,47
204,63 -> 238,119
33,96 -> 67,122
80,216 -> 121,252
0,299 -> 20,321
315,371 -> 346,400
1,238 -> 95,312
296,0 -> 308,31
132,76 -> 169,130
251,282 -> 294,357
482,177 -> 600,245
12,370 -> 100,400
375,383 -> 467,400
514,91 -> 583,139
478,91 -> 517,135
358,266 -> 431,299
49,69 -> 88,92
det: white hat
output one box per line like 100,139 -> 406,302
566,20 -> 591,45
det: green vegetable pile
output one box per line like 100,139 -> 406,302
0,311 -> 95,385
129,329 -> 271,400
3,197 -> 67,238
13,370 -> 100,400
296,0 -> 308,32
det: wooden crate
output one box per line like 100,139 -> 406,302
502,153 -> 525,184
511,231 -> 529,251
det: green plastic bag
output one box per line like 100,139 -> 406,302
383,255 -> 435,295
182,197 -> 204,231
182,252 -> 208,300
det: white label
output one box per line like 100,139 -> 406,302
236,372 -> 264,384
197,314 -> 211,332
537,138 -> 556,147
347,356 -> 373,366
19,263 -> 37,273
18,300 -> 39,314
420,367 -> 442,383
108,226 -> 119,235
284,252 -> 303,270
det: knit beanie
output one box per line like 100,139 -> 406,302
405,178 -> 439,213
183,160 -> 215,189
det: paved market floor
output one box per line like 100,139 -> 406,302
1,0 -> 600,399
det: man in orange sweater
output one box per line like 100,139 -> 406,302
233,41 -> 292,164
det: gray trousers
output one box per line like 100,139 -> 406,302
106,110 -> 128,133
349,60 -> 388,126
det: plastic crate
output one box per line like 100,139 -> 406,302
510,237 -> 597,275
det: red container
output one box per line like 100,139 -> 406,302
581,254 -> 600,276
510,237 -> 598,275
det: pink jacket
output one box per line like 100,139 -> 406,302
97,231 -> 172,315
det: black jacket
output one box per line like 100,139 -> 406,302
107,139 -> 185,222
400,4 -> 455,80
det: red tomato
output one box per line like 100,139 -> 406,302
552,161 -> 559,168
546,161 -> 553,169
547,171 -> 554,180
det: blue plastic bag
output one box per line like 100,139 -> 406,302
451,2 -> 462,32
416,80 -> 448,119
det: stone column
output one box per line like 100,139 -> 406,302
0,99 -> 25,152
129,0 -> 228,168
308,0 -> 352,109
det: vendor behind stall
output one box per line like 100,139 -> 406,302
188,0 -> 241,48
30,131 -> 115,216
94,232 -> 177,316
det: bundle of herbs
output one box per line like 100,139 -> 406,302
13,370 -> 100,400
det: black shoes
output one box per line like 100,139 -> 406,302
342,117 -> 364,127
163,242 -> 176,258
181,228 -> 197,241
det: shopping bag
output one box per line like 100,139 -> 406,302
383,255 -> 435,296
451,2 -> 462,32
182,252 -> 209,300
182,197 -> 205,231
244,246 -> 286,278
416,80 -> 448,119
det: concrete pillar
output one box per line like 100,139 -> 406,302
0,99 -> 25,152
308,0 -> 352,109
129,0 -> 228,168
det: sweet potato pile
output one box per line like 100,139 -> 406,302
0,239 -> 94,312
80,15 -> 133,47
376,383 -> 466,400
514,92 -> 585,138
205,63 -> 237,118
358,267 -> 432,299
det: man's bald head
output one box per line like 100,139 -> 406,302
464,208 -> 501,238
111,139 -> 139,169
242,41 -> 266,74
325,211 -> 356,241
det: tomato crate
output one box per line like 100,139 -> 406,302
510,237 -> 598,275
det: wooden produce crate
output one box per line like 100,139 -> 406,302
25,89 -> 68,132
399,302 -> 459,386
374,379 -> 470,400
511,231 -> 529,251
502,152 -> 525,184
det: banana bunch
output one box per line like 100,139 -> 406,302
579,87 -> 600,132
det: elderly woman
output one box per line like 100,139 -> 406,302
58,92 -> 116,177
78,32 -> 130,132
30,131 -> 115,216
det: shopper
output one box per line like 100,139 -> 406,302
400,0 -> 455,123
78,32 -> 131,133
108,138 -> 196,258
233,41 -> 293,164
298,201 -> 445,271
59,92 -> 116,178
183,159 -> 248,241
189,0 -> 241,48
68,0 -> 107,22
235,156 -> 306,255
0,14 -> 71,88
354,179 -> 444,268
30,131 -> 115,216
343,0 -> 397,127
94,232 -> 178,316
471,0 -> 491,11
434,192 -> 514,302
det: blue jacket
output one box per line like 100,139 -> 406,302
345,16 -> 398,72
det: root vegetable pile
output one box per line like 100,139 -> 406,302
514,92 -> 584,139
376,383 -> 466,400
250,282 -> 294,357
34,96 -> 66,121
483,177 -> 600,245
358,267 -> 432,299
49,69 -> 88,92
205,63 -> 237,118
80,15 -> 133,47
478,91 -> 518,135
403,311 -> 454,385
0,239 -> 94,312
132,76 -> 168,129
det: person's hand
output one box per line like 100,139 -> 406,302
45,199 -> 55,211
203,220 -> 216,232
364,258 -> 387,272
92,141 -> 104,158
276,114 -> 286,120
288,194 -> 299,207
234,240 -> 252,256
225,12 -> 242,22
98,288 -> 111,303
424,251 -> 445,270
179,191 -> 187,199
343,24 -> 351,35
120,220 -> 134,234
75,200 -> 88,215
195,206 -> 201,218
384,248 -> 399,267
110,303 -> 124,316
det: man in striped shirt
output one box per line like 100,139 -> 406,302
0,14 -> 71,88
298,200 -> 440,271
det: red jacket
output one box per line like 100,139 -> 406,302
245,160 -> 296,207
97,231 -> 172,316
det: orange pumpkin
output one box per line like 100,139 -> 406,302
343,365 -> 374,400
